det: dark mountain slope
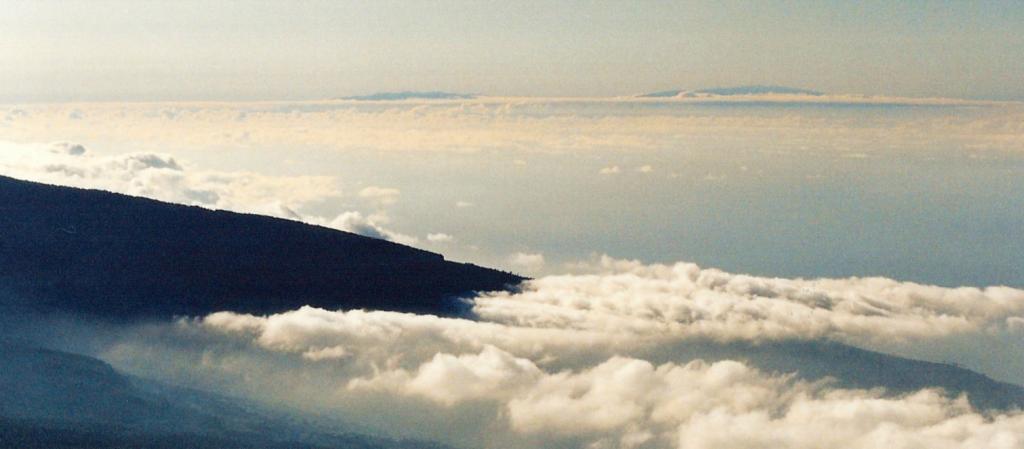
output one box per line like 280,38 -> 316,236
0,175 -> 523,318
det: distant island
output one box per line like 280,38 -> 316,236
340,91 -> 476,101
639,85 -> 823,98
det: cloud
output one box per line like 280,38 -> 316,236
599,165 -> 621,175
326,211 -> 418,246
0,141 -> 339,218
100,305 -> 1024,449
0,141 -> 425,246
74,247 -> 1024,447
509,252 -> 545,274
455,200 -> 474,208
636,165 -> 653,173
49,141 -> 88,156
358,186 -> 401,207
475,255 -> 1024,348
2,99 -> 1021,156
427,233 -> 454,243
349,345 -> 543,406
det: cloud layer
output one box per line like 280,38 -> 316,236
476,255 -> 1024,347
2,99 -> 1022,155
93,255 -> 1024,449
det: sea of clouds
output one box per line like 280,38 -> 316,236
93,256 -> 1024,449
2,99 -> 1024,447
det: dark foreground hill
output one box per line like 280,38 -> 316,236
0,175 -> 523,319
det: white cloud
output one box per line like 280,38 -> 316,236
636,165 -> 653,173
509,252 -> 545,274
455,200 -> 474,208
326,211 -> 418,246
475,255 -> 1024,347
349,345 -> 543,406
90,246 -> 1024,448
107,307 -> 1024,449
427,233 -> 454,243
0,141 -> 424,246
0,141 -> 340,218
358,186 -> 401,207
599,165 -> 621,175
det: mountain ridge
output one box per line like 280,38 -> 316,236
0,175 -> 523,319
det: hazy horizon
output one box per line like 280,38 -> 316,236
3,1 -> 1024,102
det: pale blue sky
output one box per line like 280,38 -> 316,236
2,0 -> 1023,101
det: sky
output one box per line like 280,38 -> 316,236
2,0 -> 1024,102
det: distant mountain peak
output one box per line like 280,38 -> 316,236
639,85 -> 823,98
340,91 -> 476,101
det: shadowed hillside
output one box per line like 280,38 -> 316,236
0,175 -> 523,319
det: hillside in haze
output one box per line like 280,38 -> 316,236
0,175 -> 523,319
0,340 -> 448,449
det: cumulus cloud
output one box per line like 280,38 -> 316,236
636,164 -> 653,173
475,255 -> 1024,347
99,299 -> 1024,449
89,253 -> 1024,448
350,345 -> 543,406
455,200 -> 474,208
599,165 -> 621,175
325,211 -> 418,246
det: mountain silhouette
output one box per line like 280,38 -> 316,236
0,175 -> 523,319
